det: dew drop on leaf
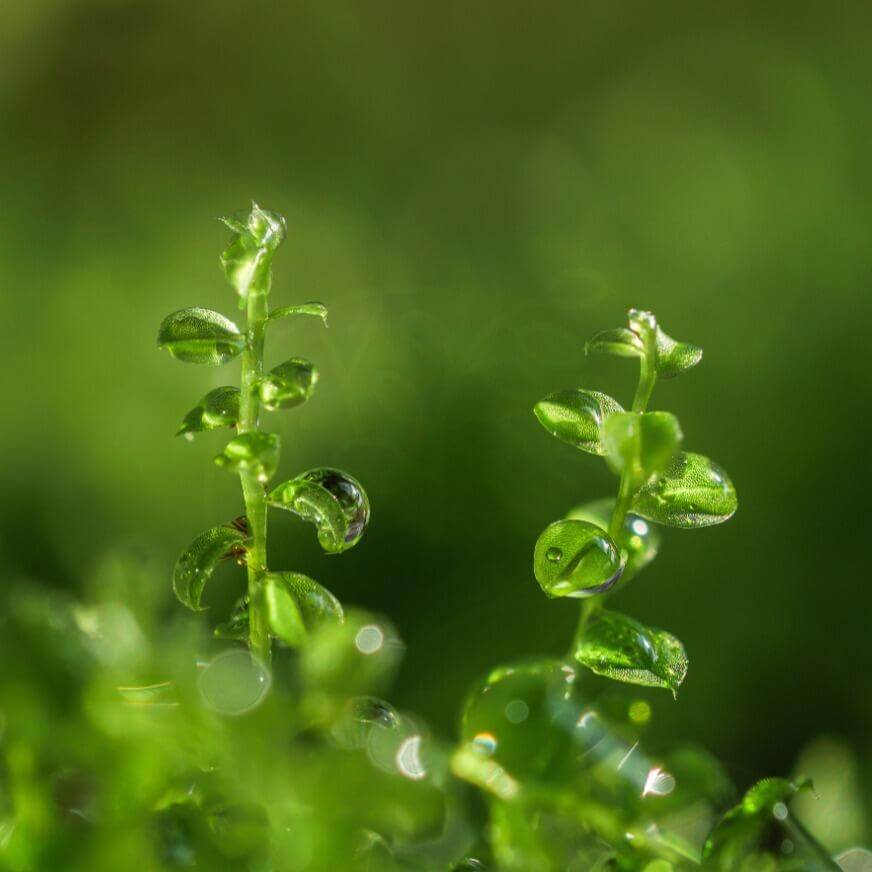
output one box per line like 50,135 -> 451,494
197,649 -> 271,716
545,547 -> 562,563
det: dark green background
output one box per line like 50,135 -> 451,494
2,0 -> 870,797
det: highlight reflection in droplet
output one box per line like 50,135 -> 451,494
395,735 -> 426,781
642,766 -> 676,798
197,649 -> 271,716
473,732 -> 497,755
355,624 -> 385,654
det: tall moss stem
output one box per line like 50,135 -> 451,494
239,287 -> 271,662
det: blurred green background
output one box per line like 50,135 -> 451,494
2,0 -> 870,803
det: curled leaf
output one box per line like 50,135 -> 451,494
533,520 -> 623,598
157,308 -> 245,365
269,468 -> 369,553
173,524 -> 248,610
214,432 -> 280,483
258,358 -> 318,411
533,389 -> 624,455
268,302 -> 328,326
656,329 -> 703,379
267,572 -> 343,629
177,386 -> 240,437
574,610 -> 688,697
585,327 -> 645,359
262,574 -> 307,648
602,411 -> 682,481
632,451 -> 737,529
219,202 -> 286,304
214,596 -> 250,640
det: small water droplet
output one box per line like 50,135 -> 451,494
355,624 -> 385,654
197,649 -> 271,716
546,547 -> 562,563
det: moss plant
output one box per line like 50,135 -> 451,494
158,202 -> 369,663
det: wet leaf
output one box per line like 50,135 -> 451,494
655,329 -> 703,379
214,597 -> 250,641
602,411 -> 682,481
157,308 -> 245,365
267,302 -> 328,326
533,389 -> 624,455
214,433 -> 280,483
258,358 -> 318,411
220,203 -> 286,305
269,468 -> 369,553
586,327 -> 645,359
262,574 -> 307,648
173,524 -> 247,611
574,610 -> 688,696
567,498 -> 660,584
632,451 -> 737,528
266,572 -> 343,629
177,386 -> 240,437
533,520 -> 623,598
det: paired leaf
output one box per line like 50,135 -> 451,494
656,329 -> 703,379
219,202 -> 286,305
632,451 -> 737,528
214,432 -> 280,483
602,411 -> 682,481
268,572 -> 343,629
269,468 -> 370,553
585,327 -> 645,360
574,610 -> 688,697
268,302 -> 329,326
157,308 -> 246,365
173,524 -> 247,610
533,520 -> 623,598
567,498 -> 660,584
262,574 -> 307,648
177,386 -> 240,437
533,390 -> 624,455
258,358 -> 318,411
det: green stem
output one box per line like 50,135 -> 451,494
574,345 -> 656,645
239,288 -> 271,663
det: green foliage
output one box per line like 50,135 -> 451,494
573,609 -> 688,697
157,308 -> 246,365
258,357 -> 318,410
533,389 -> 624,454
173,523 -> 247,610
177,386 -> 240,437
214,432 -> 281,482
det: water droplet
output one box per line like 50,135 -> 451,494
642,766 -> 676,797
355,624 -> 384,654
534,520 -> 623,598
197,650 -> 271,716
546,547 -> 562,563
297,468 -> 370,548
330,696 -> 400,750
504,700 -> 529,724
395,735 -> 426,780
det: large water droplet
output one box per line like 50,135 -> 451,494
297,468 -> 370,549
534,520 -> 623,598
197,650 -> 271,716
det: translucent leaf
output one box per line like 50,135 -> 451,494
173,524 -> 247,611
703,777 -> 833,870
567,498 -> 660,583
585,327 -> 645,359
533,520 -> 623,598
602,411 -> 682,481
262,574 -> 307,648
632,451 -> 738,528
267,302 -> 329,326
267,572 -> 343,629
214,597 -> 250,640
269,468 -> 370,553
533,389 -> 624,455
214,433 -> 280,483
258,358 -> 318,411
656,329 -> 703,379
574,610 -> 688,697
177,386 -> 240,437
219,203 -> 286,304
157,308 -> 246,365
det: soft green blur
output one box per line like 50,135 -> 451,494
2,0 -> 871,831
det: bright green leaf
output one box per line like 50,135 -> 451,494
567,498 -> 660,584
585,327 -> 645,359
177,386 -> 240,437
574,610 -> 688,696
267,572 -> 343,629
602,411 -> 682,481
173,523 -> 247,611
258,358 -> 318,411
656,329 -> 703,379
533,520 -> 623,598
214,432 -> 280,483
632,451 -> 738,528
267,302 -> 329,326
269,468 -> 370,554
157,308 -> 246,365
262,574 -> 307,648
533,389 -> 624,455
219,203 -> 286,304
